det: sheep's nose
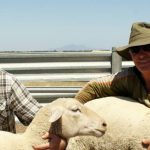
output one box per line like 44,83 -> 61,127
102,122 -> 107,127
101,121 -> 107,131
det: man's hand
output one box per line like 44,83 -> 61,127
33,132 -> 67,150
142,139 -> 150,150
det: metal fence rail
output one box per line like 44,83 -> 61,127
0,49 -> 134,103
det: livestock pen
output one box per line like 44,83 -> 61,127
0,48 -> 133,132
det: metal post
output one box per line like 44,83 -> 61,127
111,47 -> 122,74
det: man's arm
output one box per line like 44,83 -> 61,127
75,74 -> 120,103
9,76 -> 41,125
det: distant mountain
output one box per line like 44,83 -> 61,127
0,44 -> 109,52
56,44 -> 91,51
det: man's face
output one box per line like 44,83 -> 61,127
129,45 -> 150,73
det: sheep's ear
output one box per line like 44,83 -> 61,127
49,108 -> 64,123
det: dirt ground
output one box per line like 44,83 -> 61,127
23,81 -> 86,87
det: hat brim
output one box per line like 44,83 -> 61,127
116,39 -> 150,60
116,45 -> 131,60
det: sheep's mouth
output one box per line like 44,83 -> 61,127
94,129 -> 106,137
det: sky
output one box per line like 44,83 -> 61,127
0,0 -> 150,51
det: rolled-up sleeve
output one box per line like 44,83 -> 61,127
9,77 -> 42,125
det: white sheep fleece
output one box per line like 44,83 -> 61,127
0,98 -> 106,150
66,96 -> 150,150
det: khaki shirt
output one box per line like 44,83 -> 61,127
75,67 -> 150,107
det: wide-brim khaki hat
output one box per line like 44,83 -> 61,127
116,22 -> 150,60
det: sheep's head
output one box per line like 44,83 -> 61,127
49,98 -> 107,139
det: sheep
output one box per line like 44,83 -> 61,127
0,98 -> 107,150
66,96 -> 150,150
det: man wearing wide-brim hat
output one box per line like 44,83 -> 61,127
74,22 -> 150,149
46,22 -> 150,150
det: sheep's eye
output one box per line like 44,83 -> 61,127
71,105 -> 81,112
70,105 -> 81,113
71,107 -> 81,112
